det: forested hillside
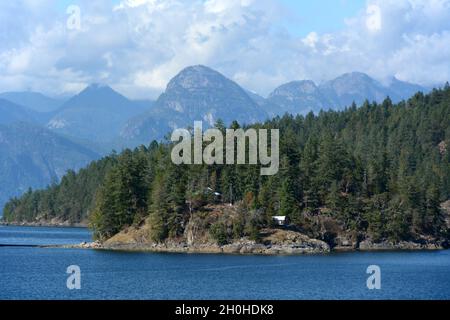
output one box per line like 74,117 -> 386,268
3,86 -> 450,246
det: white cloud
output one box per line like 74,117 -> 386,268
366,4 -> 382,32
303,32 -> 319,49
0,0 -> 449,99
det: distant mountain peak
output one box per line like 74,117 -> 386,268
389,76 -> 418,86
166,65 -> 230,91
68,83 -> 128,104
179,65 -> 217,74
174,65 -> 221,81
47,83 -> 147,145
330,72 -> 376,83
269,80 -> 318,98
86,83 -> 110,89
80,83 -> 117,94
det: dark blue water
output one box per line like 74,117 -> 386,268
0,225 -> 449,300
0,225 -> 92,246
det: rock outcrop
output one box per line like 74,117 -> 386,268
358,239 -> 446,251
102,228 -> 331,255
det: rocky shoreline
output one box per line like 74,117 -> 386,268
63,240 -> 447,254
61,229 -> 447,255
0,220 -> 88,228
357,239 -> 447,251
60,229 -> 330,255
101,239 -> 331,255
3,221 -> 446,254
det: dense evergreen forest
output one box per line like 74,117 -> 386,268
3,86 -> 450,245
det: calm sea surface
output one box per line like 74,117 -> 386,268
0,225 -> 449,300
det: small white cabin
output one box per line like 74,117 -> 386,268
272,216 -> 288,226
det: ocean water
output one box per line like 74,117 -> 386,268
0,225 -> 449,300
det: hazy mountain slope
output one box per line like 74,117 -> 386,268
267,80 -> 333,116
387,77 -> 427,100
0,98 -> 42,125
132,99 -> 155,110
47,84 -> 149,146
319,72 -> 388,108
0,92 -> 65,113
0,122 -> 100,213
245,90 -> 280,118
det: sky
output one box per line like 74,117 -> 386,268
1,0 -> 450,99
280,0 -> 367,36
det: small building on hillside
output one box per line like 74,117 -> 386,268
205,187 -> 222,202
272,216 -> 288,226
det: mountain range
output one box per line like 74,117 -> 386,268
0,65 -> 435,213
119,66 -> 431,146
264,72 -> 428,117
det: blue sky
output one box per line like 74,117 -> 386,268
281,0 -> 366,36
1,0 -> 450,98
